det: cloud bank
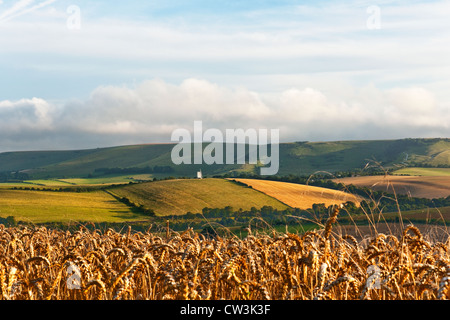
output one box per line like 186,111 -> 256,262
0,79 -> 448,152
0,1 -> 449,153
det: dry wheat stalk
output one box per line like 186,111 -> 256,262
0,221 -> 448,300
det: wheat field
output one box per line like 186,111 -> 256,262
232,178 -> 362,209
0,206 -> 449,300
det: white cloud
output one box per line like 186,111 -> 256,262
387,87 -> 436,115
0,79 -> 448,151
1,1 -> 449,150
1,1 -> 450,109
0,98 -> 55,132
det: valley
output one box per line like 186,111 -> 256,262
0,138 -> 449,236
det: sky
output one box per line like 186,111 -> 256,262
0,0 -> 449,152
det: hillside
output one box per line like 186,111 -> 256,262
109,178 -> 289,216
0,143 -> 245,179
233,178 -> 363,209
277,138 -> 450,176
1,138 -> 449,179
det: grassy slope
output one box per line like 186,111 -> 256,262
233,178 -> 362,209
0,149 -> 97,173
12,143 -> 248,179
278,138 -> 450,176
29,144 -> 176,178
59,174 -> 153,185
426,140 -> 450,166
1,138 -> 450,179
110,178 -> 289,216
0,189 -> 143,224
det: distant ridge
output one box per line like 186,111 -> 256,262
1,138 -> 449,179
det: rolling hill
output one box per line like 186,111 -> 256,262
0,177 -> 366,224
110,177 -> 363,216
109,178 -> 289,216
1,138 -> 449,179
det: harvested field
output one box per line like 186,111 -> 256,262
334,175 -> 450,199
232,179 -> 362,209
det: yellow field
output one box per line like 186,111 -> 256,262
232,179 -> 362,209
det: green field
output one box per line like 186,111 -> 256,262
349,205 -> 450,227
0,189 -> 143,224
23,179 -> 74,186
59,174 -> 153,185
386,206 -> 450,223
1,174 -> 449,234
110,178 -> 289,216
0,178 -> 290,224
393,167 -> 450,176
0,174 -> 154,188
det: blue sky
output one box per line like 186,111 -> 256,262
0,0 -> 449,151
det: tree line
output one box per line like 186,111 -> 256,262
94,165 -> 174,175
0,171 -> 30,182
